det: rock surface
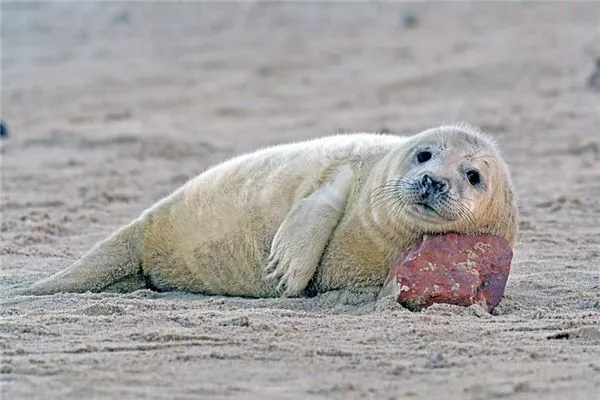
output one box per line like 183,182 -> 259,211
382,234 -> 513,312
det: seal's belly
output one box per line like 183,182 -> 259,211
140,193 -> 279,297
142,227 -> 277,296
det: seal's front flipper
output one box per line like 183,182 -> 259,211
265,166 -> 353,297
18,220 -> 145,295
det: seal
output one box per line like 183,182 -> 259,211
19,124 -> 518,297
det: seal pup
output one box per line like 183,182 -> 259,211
19,124 -> 518,297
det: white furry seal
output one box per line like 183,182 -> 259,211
20,124 -> 518,297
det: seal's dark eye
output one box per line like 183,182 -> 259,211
416,150 -> 431,163
467,170 -> 480,186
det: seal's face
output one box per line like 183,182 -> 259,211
401,130 -> 486,227
371,126 -> 518,245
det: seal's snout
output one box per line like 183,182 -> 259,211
421,174 -> 447,195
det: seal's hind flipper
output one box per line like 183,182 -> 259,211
19,219 -> 146,295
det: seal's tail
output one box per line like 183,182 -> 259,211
16,219 -> 146,295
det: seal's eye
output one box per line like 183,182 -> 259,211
466,170 -> 480,186
416,150 -> 432,163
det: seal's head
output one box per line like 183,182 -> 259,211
371,124 -> 518,246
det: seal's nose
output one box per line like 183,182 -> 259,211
421,174 -> 447,194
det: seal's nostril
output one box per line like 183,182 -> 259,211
433,179 -> 446,192
421,174 -> 431,188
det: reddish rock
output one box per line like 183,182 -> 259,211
382,233 -> 513,312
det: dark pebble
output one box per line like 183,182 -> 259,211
0,121 -> 9,139
586,57 -> 600,89
402,12 -> 418,28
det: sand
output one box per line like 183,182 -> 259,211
1,2 -> 599,399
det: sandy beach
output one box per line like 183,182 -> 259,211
1,2 -> 599,399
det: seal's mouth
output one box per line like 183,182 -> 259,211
412,201 -> 466,224
414,202 -> 442,217
419,202 -> 436,212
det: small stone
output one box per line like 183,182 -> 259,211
587,57 -> 600,89
382,233 -> 513,312
0,120 -> 9,139
111,10 -> 131,25
402,12 -> 418,28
